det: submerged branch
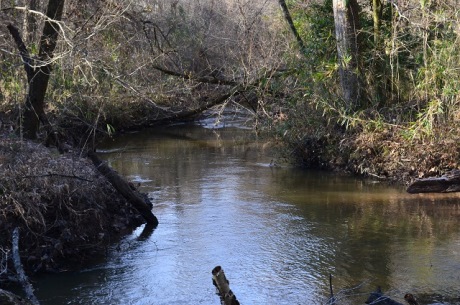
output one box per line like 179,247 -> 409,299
0,288 -> 34,305
12,228 -> 40,305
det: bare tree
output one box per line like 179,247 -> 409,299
7,0 -> 65,139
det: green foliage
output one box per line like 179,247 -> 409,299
402,99 -> 444,141
292,0 -> 335,65
284,0 -> 337,99
280,0 -> 460,142
0,59 -> 25,111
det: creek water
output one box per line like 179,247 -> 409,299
35,124 -> 460,305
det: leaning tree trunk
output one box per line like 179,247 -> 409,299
278,0 -> 306,55
332,0 -> 361,109
22,0 -> 65,139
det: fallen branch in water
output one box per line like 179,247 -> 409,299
87,152 -> 159,227
212,266 -> 240,305
12,228 -> 40,305
327,274 -> 336,305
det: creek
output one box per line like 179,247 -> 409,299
35,123 -> 460,305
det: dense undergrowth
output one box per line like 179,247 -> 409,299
0,134 -> 144,278
0,1 -> 457,184
0,0 -> 459,288
262,0 -> 460,182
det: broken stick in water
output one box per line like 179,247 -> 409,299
212,266 -> 240,305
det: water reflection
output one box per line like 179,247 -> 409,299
36,126 -> 460,305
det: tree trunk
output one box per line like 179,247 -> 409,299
332,0 -> 361,109
278,0 -> 306,55
22,0 -> 65,139
372,0 -> 382,47
371,0 -> 388,106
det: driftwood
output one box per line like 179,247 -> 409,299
87,152 -> 159,227
11,228 -> 40,305
407,169 -> 460,194
212,266 -> 240,305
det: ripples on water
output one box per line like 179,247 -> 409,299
36,126 -> 460,305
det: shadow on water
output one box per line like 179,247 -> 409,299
35,125 -> 460,305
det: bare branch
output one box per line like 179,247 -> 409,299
151,65 -> 240,86
6,24 -> 34,81
20,173 -> 93,182
13,6 -> 73,49
0,247 -> 9,277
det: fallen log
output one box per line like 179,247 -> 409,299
212,266 -> 240,305
11,228 -> 40,305
407,169 -> 460,194
87,152 -> 159,227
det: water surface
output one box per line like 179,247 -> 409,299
37,125 -> 460,305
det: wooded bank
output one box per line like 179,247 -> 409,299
1,0 -> 460,303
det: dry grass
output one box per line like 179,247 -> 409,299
0,130 -> 144,275
344,128 -> 460,183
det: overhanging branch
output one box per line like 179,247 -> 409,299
151,65 -> 240,86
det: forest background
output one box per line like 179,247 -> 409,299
0,0 -> 460,303
1,0 -> 459,182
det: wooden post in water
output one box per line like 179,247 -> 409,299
212,266 -> 240,305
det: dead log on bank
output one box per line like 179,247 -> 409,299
11,228 -> 40,305
212,266 -> 240,305
87,152 -> 159,227
407,169 -> 460,194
